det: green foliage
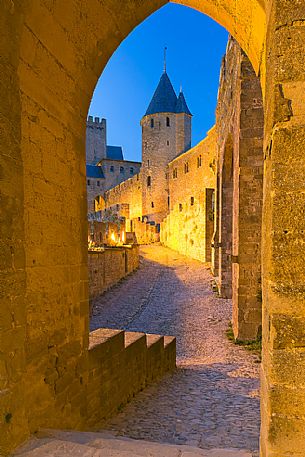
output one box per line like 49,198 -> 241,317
226,321 -> 262,360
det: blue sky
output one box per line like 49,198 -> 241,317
89,4 -> 228,162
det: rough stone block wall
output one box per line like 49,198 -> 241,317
87,329 -> 176,427
86,117 -> 107,164
215,37 -> 263,340
141,112 -> 178,223
87,177 -> 106,213
100,159 -> 141,193
160,128 -> 216,262
88,245 -> 139,302
105,174 -> 143,221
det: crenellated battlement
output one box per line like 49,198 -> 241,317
87,115 -> 106,125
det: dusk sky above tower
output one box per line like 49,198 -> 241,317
89,3 -> 228,162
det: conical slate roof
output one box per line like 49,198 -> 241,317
176,91 -> 192,116
145,72 -> 178,116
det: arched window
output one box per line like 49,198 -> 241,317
173,168 -> 178,179
167,140 -> 170,146
87,179 -> 91,186
150,118 -> 154,128
190,196 -> 194,206
130,167 -> 134,174
197,155 -> 202,168
147,176 -> 151,187
120,166 -> 124,174
110,165 -> 114,172
166,117 -> 170,127
151,202 -> 154,208
184,162 -> 189,174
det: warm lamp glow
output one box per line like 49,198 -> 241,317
111,232 -> 116,242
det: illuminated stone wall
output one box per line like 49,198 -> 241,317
160,128 -> 216,262
214,37 -> 264,341
88,245 -> 139,303
105,174 -> 143,221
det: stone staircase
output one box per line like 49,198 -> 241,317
14,430 -> 256,456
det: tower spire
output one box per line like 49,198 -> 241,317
163,46 -> 167,73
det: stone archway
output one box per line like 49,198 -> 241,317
1,1 -> 305,456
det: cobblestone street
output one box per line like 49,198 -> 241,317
90,245 -> 260,454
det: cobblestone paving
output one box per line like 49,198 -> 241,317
90,245 -> 260,453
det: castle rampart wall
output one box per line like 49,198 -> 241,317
160,128 -> 216,262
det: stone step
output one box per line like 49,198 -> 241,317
15,430 -> 256,457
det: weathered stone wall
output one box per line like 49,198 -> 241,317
87,176 -> 106,213
260,2 -> 305,455
87,329 -> 176,427
100,159 -> 141,193
141,112 -> 179,223
88,245 -> 139,302
161,128 -> 216,262
86,116 -> 107,164
214,37 -> 264,341
105,174 -> 143,221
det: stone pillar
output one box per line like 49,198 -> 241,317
219,136 -> 233,299
261,0 -> 305,455
0,5 -> 28,453
232,53 -> 264,341
211,172 -> 220,277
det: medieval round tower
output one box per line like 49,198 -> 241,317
140,69 -> 192,224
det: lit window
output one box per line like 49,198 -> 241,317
110,165 -> 114,172
150,118 -> 154,128
120,166 -> 124,173
87,179 -> 91,186
130,167 -> 134,174
191,196 -> 194,206
166,117 -> 170,127
147,176 -> 151,187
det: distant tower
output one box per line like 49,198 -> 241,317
86,116 -> 107,164
140,65 -> 192,223
176,88 -> 192,155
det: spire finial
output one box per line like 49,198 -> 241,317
163,46 -> 167,73
180,84 -> 182,93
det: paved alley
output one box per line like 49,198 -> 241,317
90,245 -> 260,454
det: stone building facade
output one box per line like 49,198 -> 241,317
161,128 -> 216,262
213,37 -> 264,341
140,73 -> 192,223
86,116 -> 141,212
104,69 -> 214,253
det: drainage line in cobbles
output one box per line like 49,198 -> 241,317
122,267 -> 166,328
